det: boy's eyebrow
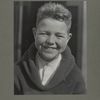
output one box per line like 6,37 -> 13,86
37,31 -> 50,33
37,29 -> 67,35
56,32 -> 67,35
38,31 -> 67,35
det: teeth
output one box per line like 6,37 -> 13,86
45,47 -> 55,49
42,45 -> 56,49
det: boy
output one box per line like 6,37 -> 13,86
14,2 -> 86,94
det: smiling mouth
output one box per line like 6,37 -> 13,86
43,46 -> 57,49
42,45 -> 57,52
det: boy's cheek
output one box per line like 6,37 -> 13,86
36,36 -> 46,43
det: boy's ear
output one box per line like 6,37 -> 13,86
69,33 -> 72,39
68,33 -> 72,41
32,27 -> 37,38
67,33 -> 72,43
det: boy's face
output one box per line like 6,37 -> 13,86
34,18 -> 71,61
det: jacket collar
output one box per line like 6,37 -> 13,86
23,43 -> 75,90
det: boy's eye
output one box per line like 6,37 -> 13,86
39,32 -> 49,35
56,32 -> 67,38
57,35 -> 63,37
56,35 -> 65,38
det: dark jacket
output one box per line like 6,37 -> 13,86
14,43 -> 86,94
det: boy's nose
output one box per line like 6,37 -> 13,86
46,35 -> 55,45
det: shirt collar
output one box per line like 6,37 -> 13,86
36,53 -> 62,70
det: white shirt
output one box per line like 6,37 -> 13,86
36,54 -> 62,86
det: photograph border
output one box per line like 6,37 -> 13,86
0,0 -> 100,99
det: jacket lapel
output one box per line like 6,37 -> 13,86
43,46 -> 75,90
24,43 -> 76,90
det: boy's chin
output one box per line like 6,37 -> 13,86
40,53 -> 58,62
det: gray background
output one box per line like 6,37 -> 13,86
0,0 -> 100,99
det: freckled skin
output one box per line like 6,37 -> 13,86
33,18 -> 71,61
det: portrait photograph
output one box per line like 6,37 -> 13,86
14,0 -> 87,95
1,0 -> 100,99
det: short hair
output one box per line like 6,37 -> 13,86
36,2 -> 72,32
